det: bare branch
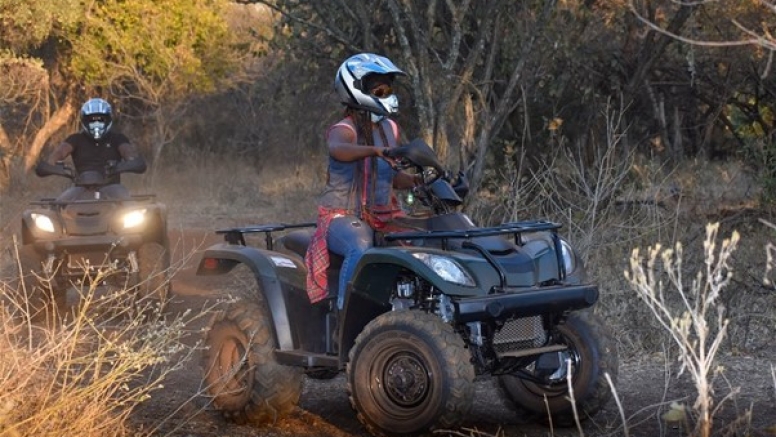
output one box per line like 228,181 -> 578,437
628,0 -> 767,48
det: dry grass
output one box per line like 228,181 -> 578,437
0,249 -> 198,437
145,150 -> 322,228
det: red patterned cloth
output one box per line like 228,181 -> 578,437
305,206 -> 347,303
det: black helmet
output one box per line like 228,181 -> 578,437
334,53 -> 406,117
80,98 -> 113,140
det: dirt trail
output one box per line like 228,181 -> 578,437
129,228 -> 775,437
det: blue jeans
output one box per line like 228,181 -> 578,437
327,216 -> 374,309
57,184 -> 130,201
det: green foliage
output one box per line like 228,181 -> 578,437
0,0 -> 80,51
728,95 -> 776,202
740,138 -> 776,203
68,0 -> 236,96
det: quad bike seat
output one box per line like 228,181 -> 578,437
278,229 -> 344,301
278,229 -> 344,270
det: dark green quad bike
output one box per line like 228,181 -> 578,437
198,140 -> 618,436
14,165 -> 170,315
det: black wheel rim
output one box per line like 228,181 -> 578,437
370,346 -> 433,417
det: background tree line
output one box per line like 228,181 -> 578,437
1,0 -> 775,204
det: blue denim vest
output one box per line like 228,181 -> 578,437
318,117 -> 399,213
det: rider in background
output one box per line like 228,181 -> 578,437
35,98 -> 147,201
305,53 -> 421,309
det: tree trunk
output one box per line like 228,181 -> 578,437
0,123 -> 12,191
24,99 -> 76,172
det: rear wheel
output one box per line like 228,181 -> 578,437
499,311 -> 618,427
201,266 -> 303,424
347,310 -> 474,437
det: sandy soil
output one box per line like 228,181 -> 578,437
126,228 -> 776,437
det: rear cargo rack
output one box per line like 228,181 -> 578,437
215,222 -> 316,249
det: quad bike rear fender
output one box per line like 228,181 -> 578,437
196,243 -> 326,353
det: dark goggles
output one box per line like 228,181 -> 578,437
369,83 -> 393,98
86,114 -> 110,123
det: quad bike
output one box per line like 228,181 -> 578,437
198,140 -> 618,436
15,163 -> 170,314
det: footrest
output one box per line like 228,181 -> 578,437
275,349 -> 340,368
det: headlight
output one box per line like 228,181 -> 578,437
31,213 -> 56,233
122,209 -> 147,229
560,239 -> 577,275
412,252 -> 475,286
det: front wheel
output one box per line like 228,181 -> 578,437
9,245 -> 66,320
135,241 -> 171,305
499,310 -> 618,427
201,266 -> 302,425
347,310 -> 475,437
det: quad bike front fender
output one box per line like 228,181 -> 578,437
196,243 -> 307,351
350,247 -> 484,303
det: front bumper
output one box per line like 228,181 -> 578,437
453,284 -> 598,323
32,234 -> 144,254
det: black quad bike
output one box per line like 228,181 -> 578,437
198,140 -> 618,436
15,164 -> 170,313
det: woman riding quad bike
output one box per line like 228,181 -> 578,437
198,139 -> 618,436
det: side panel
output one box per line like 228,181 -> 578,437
196,244 -> 327,352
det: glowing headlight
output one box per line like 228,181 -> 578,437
122,209 -> 147,229
31,213 -> 56,233
412,252 -> 475,286
560,239 -> 577,275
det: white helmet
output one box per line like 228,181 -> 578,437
80,98 -> 113,140
334,53 -> 406,117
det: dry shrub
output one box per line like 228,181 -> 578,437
625,222 -> 741,437
0,257 -> 196,437
465,99 -> 773,357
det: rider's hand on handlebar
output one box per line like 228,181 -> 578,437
382,146 -> 406,159
35,161 -> 73,178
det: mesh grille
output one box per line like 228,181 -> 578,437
492,316 -> 546,352
67,252 -> 115,271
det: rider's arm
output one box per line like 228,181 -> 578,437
328,125 -> 388,162
114,142 -> 147,174
328,124 -> 419,188
35,142 -> 74,177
